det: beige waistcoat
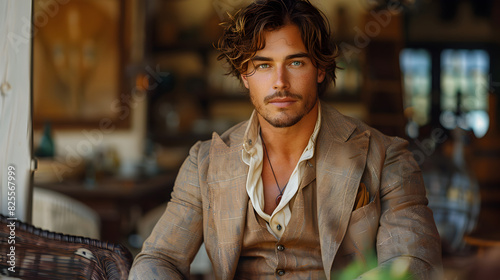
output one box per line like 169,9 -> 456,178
236,162 -> 327,279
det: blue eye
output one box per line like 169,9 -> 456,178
291,61 -> 302,66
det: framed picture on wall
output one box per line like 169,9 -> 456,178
33,0 -> 132,129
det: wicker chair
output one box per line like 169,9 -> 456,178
0,214 -> 132,279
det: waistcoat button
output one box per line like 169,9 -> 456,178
276,224 -> 282,231
276,269 -> 285,276
277,245 -> 285,251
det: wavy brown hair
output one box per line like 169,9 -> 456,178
216,0 -> 339,97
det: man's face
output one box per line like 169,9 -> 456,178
241,24 -> 325,128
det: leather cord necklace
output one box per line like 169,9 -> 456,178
261,136 -> 287,206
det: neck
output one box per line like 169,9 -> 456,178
259,101 -> 319,162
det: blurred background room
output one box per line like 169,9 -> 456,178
10,0 -> 500,278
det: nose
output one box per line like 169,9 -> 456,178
273,66 -> 290,91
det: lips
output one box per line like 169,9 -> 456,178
267,97 -> 297,108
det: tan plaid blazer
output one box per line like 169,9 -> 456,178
130,103 -> 443,280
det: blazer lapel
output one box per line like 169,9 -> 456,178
316,104 -> 370,279
206,131 -> 249,279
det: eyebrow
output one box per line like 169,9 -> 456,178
251,52 -> 310,62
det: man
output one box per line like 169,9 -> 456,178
130,0 -> 442,279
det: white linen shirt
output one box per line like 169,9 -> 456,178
242,103 -> 321,239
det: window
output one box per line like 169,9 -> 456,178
400,49 -> 432,129
440,49 -> 489,138
400,47 -> 490,138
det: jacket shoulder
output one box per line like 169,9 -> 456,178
188,120 -> 248,162
322,103 -> 405,149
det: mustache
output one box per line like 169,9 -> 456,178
264,91 -> 302,104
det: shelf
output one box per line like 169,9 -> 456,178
151,132 -> 214,147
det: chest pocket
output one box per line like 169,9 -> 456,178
332,192 -> 380,273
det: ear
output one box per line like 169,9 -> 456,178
317,68 -> 326,83
241,74 -> 249,89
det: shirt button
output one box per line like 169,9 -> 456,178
276,269 -> 285,276
276,224 -> 282,231
277,245 -> 285,251
247,139 -> 252,145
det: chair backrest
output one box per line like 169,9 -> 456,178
32,187 -> 101,239
0,214 -> 132,279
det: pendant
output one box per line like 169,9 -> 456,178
275,194 -> 282,205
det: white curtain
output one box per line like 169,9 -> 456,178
0,0 -> 33,222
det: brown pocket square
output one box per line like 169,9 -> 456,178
353,183 -> 370,211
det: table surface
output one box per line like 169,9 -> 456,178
36,172 -> 176,200
35,172 -> 177,243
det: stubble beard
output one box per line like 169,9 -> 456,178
251,90 -> 318,128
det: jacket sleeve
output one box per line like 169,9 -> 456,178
358,137 -> 443,280
129,142 -> 205,280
